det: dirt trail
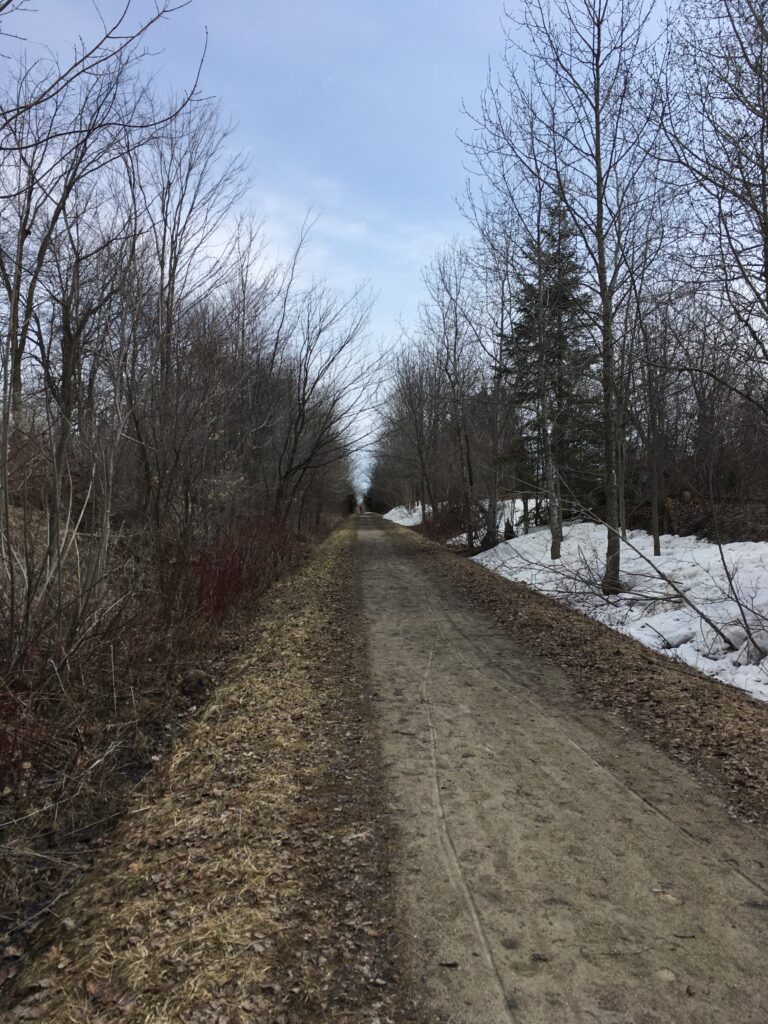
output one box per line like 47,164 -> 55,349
358,516 -> 768,1024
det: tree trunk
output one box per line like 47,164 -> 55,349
649,421 -> 661,557
542,405 -> 561,560
617,435 -> 627,541
485,471 -> 498,550
592,16 -> 621,595
459,418 -> 475,553
484,364 -> 503,549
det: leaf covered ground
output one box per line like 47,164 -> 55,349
2,521 -> 418,1024
388,520 -> 768,827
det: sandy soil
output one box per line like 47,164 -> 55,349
359,516 -> 768,1024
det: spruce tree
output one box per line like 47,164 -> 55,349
507,197 -> 596,557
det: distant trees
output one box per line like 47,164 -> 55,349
372,0 -> 768,585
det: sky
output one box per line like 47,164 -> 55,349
14,0 -> 509,347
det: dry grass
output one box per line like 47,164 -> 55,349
0,511 -> 307,948
3,521 -> 413,1024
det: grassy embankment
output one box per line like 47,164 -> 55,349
4,521 -> 409,1024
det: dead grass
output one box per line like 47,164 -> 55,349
2,521 -> 415,1024
0,512 -> 310,951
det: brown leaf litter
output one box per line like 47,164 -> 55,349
2,521 -> 421,1024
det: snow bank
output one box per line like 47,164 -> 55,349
385,499 -> 535,537
446,499 -> 536,547
383,505 -> 425,527
473,523 -> 768,703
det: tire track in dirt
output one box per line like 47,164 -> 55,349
428,594 -> 768,903
419,643 -> 518,1023
359,515 -> 768,1024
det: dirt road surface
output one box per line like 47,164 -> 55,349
358,516 -> 768,1024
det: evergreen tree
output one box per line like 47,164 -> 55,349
507,197 -> 597,556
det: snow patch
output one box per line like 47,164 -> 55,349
446,499 -> 532,547
472,523 -> 768,703
383,505 -> 425,527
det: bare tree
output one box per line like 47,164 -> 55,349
663,0 -> 768,415
421,244 -> 483,549
0,2 -> 369,923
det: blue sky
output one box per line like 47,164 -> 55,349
26,0 -> 509,345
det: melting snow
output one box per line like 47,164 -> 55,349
472,523 -> 768,703
383,505 -> 426,526
385,499 -> 530,540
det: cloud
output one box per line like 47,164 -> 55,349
247,170 -> 466,346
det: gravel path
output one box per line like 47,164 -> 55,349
359,515 -> 768,1024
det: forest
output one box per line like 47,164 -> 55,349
370,0 -> 768,595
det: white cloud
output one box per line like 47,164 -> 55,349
244,169 -> 465,344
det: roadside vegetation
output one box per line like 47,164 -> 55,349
0,2 -> 367,963
2,523 -> 417,1024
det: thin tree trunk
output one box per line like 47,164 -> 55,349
649,423 -> 661,556
592,14 -> 621,595
618,435 -> 627,541
459,421 -> 475,553
542,402 -> 561,560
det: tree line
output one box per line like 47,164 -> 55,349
370,0 -> 768,591
0,1 -> 367,858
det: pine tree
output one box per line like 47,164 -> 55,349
507,197 -> 596,557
